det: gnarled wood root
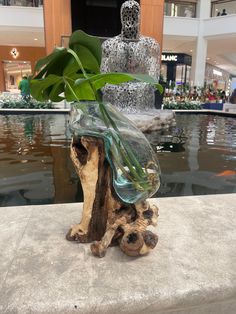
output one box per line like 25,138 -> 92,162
66,135 -> 159,257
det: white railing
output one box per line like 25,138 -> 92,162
204,14 -> 236,37
0,0 -> 43,7
164,14 -> 236,38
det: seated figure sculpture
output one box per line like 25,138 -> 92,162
101,0 -> 175,132
101,0 -> 159,113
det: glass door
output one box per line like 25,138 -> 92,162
3,61 -> 31,93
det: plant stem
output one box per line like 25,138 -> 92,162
68,49 -> 88,79
68,49 -> 153,192
64,78 -> 80,102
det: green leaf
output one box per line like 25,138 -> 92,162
33,48 -> 69,79
30,30 -> 163,104
30,75 -> 63,101
131,74 -> 164,94
69,30 -> 102,67
63,56 -> 80,76
68,30 -> 101,74
66,78 -> 96,101
75,72 -> 163,94
73,44 -> 100,74
49,81 -> 65,102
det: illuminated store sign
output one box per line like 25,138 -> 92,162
10,48 -> 19,59
161,54 -> 178,62
213,69 -> 222,77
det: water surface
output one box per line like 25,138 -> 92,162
0,114 -> 235,206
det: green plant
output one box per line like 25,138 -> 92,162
30,30 -> 163,194
2,99 -> 53,109
163,102 -> 202,110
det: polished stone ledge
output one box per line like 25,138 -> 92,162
0,194 -> 236,314
174,109 -> 236,117
0,108 -> 70,114
1,107 -> 236,118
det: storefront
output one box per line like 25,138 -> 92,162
3,61 -> 31,93
0,46 -> 46,93
161,53 -> 192,86
205,63 -> 231,93
71,0 -> 140,37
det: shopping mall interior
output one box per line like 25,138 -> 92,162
0,3 -> 236,309
0,0 -> 236,94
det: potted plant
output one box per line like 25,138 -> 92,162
30,30 -> 163,258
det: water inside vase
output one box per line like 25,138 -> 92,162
69,102 -> 161,204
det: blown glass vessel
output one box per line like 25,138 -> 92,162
70,102 -> 161,204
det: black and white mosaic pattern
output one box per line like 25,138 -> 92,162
101,0 -> 160,113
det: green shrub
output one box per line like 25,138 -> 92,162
1,99 -> 54,109
163,102 -> 202,110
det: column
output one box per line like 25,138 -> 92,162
191,0 -> 211,87
0,62 -> 6,92
140,0 -> 164,50
43,0 -> 72,55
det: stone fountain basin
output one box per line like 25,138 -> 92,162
125,109 -> 176,132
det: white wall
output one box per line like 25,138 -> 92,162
204,14 -> 236,37
0,6 -> 43,28
164,14 -> 236,38
164,16 -> 199,37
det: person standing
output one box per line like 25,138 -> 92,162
221,9 -> 227,16
18,76 -> 31,101
3,0 -> 10,5
229,89 -> 236,104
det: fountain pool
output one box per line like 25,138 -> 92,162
0,113 -> 235,206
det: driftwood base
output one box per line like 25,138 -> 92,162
66,136 -> 159,257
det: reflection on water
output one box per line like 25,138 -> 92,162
156,114 -> 236,197
0,114 -> 82,207
0,114 -> 236,206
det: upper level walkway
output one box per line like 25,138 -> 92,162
0,0 -> 43,7
164,14 -> 236,38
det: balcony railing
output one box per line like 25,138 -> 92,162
211,0 -> 236,17
164,1 -> 196,18
0,0 -> 43,7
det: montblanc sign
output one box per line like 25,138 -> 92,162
161,54 -> 178,62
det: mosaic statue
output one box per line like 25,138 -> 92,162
101,0 -> 160,113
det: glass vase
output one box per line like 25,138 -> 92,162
69,101 -> 161,204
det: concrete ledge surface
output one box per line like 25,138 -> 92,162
174,109 -> 236,117
0,194 -> 236,314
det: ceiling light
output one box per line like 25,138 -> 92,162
190,49 -> 193,52
34,38 -> 38,41
207,57 -> 210,60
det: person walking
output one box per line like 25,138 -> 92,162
18,76 -> 31,101
221,9 -> 227,16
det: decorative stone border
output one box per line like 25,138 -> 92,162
0,194 -> 235,314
